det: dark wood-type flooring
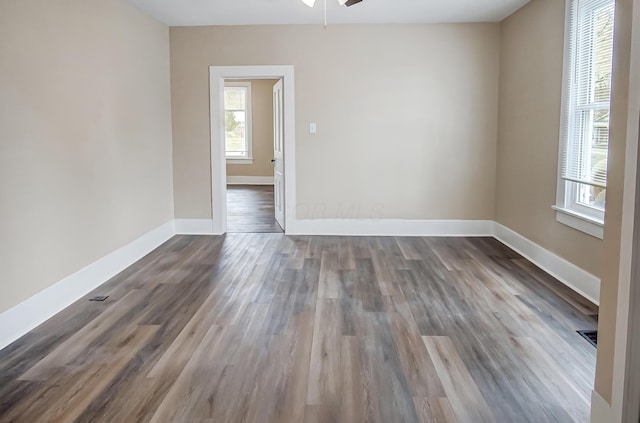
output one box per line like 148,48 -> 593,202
227,185 -> 282,233
0,234 -> 598,422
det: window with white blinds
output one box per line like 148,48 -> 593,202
224,82 -> 253,161
556,0 -> 615,233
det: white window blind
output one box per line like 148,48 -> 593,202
560,0 -> 615,189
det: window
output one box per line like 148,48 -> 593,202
224,82 -> 252,163
555,0 -> 615,238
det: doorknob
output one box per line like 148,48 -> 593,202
271,159 -> 276,163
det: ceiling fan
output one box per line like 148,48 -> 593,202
300,0 -> 364,29
300,0 -> 363,6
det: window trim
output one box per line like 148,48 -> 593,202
224,82 -> 253,162
555,0 -> 613,239
226,158 -> 254,165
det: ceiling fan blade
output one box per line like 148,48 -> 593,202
300,0 -> 316,7
345,0 -> 363,6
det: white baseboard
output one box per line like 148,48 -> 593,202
590,390 -> 613,422
0,217 -> 601,352
175,219 -> 216,235
0,220 -> 175,351
227,176 -> 274,185
292,219 -> 495,237
494,223 -> 600,304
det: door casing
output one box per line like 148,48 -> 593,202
209,65 -> 296,235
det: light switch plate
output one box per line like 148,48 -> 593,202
309,123 -> 317,134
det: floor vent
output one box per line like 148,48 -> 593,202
89,295 -> 109,302
577,330 -> 597,347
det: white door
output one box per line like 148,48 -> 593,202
273,79 -> 285,230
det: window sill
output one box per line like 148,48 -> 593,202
226,158 -> 254,165
552,205 -> 604,239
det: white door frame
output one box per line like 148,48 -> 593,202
209,65 -> 296,235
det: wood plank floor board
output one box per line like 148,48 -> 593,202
306,299 -> 342,407
445,328 -> 552,422
375,236 -> 413,272
368,247 -> 401,297
352,237 -> 374,260
515,293 -> 598,356
366,311 -> 420,423
318,251 -> 341,300
338,237 -> 357,271
511,258 -> 598,317
413,397 -> 457,423
18,289 -> 150,381
253,252 -> 290,304
3,324 -> 159,422
423,336 -> 495,423
396,276 -> 450,336
226,185 -> 283,234
511,337 -> 590,423
388,303 -> 446,398
340,335 -> 378,423
0,233 -> 598,422
338,271 -> 366,337
294,259 -> 321,313
0,331 -> 74,390
353,258 -> 385,313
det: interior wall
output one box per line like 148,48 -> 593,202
0,0 -> 174,313
170,24 -> 500,220
496,0 -> 603,278
226,79 -> 277,178
497,0 -> 635,405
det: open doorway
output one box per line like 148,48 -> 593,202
223,79 -> 283,233
209,66 -> 296,235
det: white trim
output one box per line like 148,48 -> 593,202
556,0 -> 574,211
226,158 -> 254,165
226,176 -> 274,185
590,390 -> 613,422
494,222 -> 600,304
0,220 -> 175,351
553,205 -> 605,239
175,219 -> 217,235
210,66 -> 296,235
292,219 -> 494,237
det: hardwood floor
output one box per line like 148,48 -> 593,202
227,185 -> 282,233
0,234 -> 598,422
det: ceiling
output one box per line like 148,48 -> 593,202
127,0 -> 530,26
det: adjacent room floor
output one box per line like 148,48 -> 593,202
0,234 -> 598,422
227,185 -> 283,233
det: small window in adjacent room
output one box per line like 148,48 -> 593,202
555,0 -> 615,239
224,82 -> 253,164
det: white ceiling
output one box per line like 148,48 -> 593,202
127,0 -> 530,26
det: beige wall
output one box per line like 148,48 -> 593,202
226,79 -> 277,178
0,0 -> 174,313
498,0 -> 636,405
496,0 -> 603,278
171,24 -> 500,220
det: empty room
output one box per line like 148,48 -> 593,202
1,0 -> 639,422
